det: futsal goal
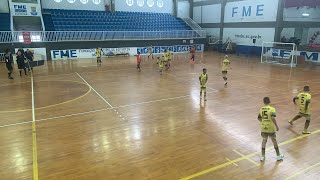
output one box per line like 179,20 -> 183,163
261,42 -> 298,67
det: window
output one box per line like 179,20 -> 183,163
12,0 -> 38,3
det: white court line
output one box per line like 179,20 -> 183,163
0,92 -> 215,128
31,72 -> 39,180
76,72 -> 114,108
76,72 -> 126,120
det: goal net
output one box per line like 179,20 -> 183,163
261,42 -> 298,67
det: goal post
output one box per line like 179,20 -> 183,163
261,42 -> 298,68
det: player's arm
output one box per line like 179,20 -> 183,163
257,113 -> 262,122
271,112 -> 279,131
206,75 -> 208,83
293,96 -> 298,104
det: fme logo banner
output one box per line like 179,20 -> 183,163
224,0 -> 278,23
265,48 -> 320,62
14,4 -> 27,16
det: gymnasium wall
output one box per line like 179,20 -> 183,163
202,28 -> 220,37
281,28 -> 295,38
114,0 -> 173,14
0,0 -> 10,13
283,7 -> 320,22
193,4 -> 221,24
176,0 -> 189,18
41,0 -> 110,11
223,28 -> 275,46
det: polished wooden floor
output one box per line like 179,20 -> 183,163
0,52 -> 320,180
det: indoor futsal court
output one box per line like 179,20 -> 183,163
0,52 -> 320,179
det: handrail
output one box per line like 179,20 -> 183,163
182,17 -> 203,37
183,17 -> 202,30
0,30 -> 206,43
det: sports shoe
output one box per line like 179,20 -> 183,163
224,82 -> 228,86
276,154 -> 284,161
8,76 -> 14,79
260,156 -> 265,162
288,120 -> 293,125
302,131 -> 311,134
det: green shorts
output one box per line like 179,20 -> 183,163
261,132 -> 276,139
222,71 -> 228,74
299,112 -> 311,120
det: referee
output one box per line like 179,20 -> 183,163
16,51 -> 28,77
4,49 -> 14,79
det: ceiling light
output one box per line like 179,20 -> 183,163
302,13 -> 310,17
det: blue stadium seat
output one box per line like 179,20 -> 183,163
42,9 -> 193,37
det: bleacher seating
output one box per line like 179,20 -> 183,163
0,13 -> 11,31
43,9 -> 192,32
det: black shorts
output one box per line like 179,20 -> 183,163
222,71 -> 228,74
6,64 -> 13,71
17,62 -> 25,69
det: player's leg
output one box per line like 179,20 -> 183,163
7,65 -> 13,79
138,63 -> 141,72
222,71 -> 228,85
200,87 -> 203,99
302,114 -> 311,134
271,134 -> 284,161
260,133 -> 268,161
288,113 -> 302,125
23,67 -> 28,76
204,87 -> 207,101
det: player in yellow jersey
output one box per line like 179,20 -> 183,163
288,86 -> 312,134
148,45 -> 153,60
157,56 -> 164,75
258,97 -> 284,162
96,47 -> 104,64
163,50 -> 169,70
199,68 -> 208,101
167,50 -> 173,69
222,55 -> 231,86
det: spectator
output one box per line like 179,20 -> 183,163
16,51 -> 28,77
4,49 -> 14,79
25,49 -> 34,72
281,36 -> 287,43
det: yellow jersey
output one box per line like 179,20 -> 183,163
96,48 -> 102,58
222,59 -> 230,71
149,47 -> 153,54
297,92 -> 311,114
199,73 -> 208,88
168,51 -> 172,60
158,59 -> 164,68
163,52 -> 169,61
259,105 -> 276,133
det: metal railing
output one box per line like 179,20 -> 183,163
183,17 -> 202,30
0,30 -> 206,43
182,17 -> 203,37
0,53 -> 5,62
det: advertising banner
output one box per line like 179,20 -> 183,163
224,0 -> 278,23
51,44 -> 204,60
11,2 -> 41,16
22,32 -> 31,44
223,28 -> 275,46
